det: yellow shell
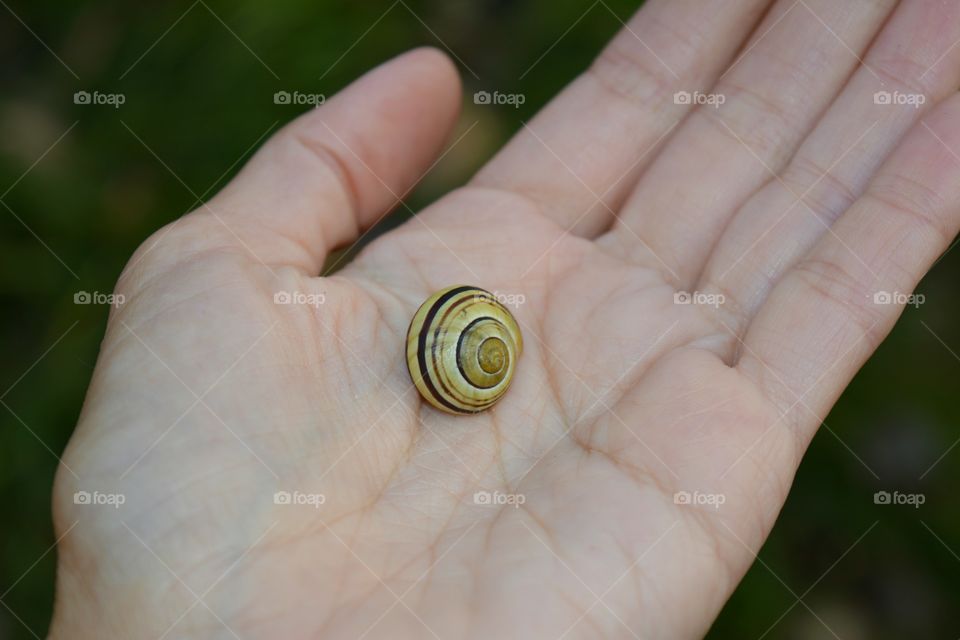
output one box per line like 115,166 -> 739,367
405,285 -> 523,415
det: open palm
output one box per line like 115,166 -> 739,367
52,1 -> 960,638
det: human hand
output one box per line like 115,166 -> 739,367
51,1 -> 960,638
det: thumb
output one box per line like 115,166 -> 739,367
202,47 -> 462,272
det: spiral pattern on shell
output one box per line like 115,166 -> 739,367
406,286 -> 523,415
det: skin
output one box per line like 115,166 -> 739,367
49,1 -> 960,638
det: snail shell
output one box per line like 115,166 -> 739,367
406,285 -> 523,415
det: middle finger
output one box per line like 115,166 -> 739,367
601,0 -> 898,285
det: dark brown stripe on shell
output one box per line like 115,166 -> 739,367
416,286 -> 479,414
431,290 -> 497,410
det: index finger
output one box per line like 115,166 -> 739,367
470,0 -> 773,237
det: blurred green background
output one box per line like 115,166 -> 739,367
1,1 -> 958,638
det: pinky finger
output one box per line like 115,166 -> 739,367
737,94 -> 960,442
